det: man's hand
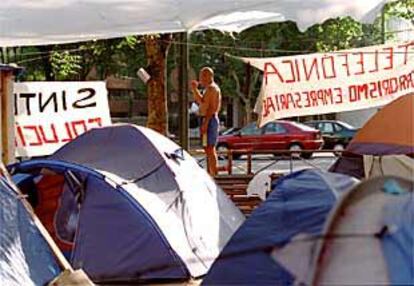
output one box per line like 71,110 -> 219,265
191,80 -> 199,91
201,120 -> 208,134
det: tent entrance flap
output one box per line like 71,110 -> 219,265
15,169 -> 86,256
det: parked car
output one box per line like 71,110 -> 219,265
219,127 -> 241,136
304,120 -> 358,154
217,120 -> 323,159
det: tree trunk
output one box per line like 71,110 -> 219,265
231,63 -> 261,125
245,98 -> 252,123
0,48 -> 4,63
243,64 -> 252,123
39,46 -> 55,81
145,34 -> 172,135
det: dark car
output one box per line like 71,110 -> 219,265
304,120 -> 358,154
217,120 -> 323,159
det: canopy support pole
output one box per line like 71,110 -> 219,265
178,32 -> 189,150
0,71 -> 15,164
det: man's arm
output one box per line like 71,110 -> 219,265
191,80 -> 203,105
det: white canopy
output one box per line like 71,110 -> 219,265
1,0 -> 387,47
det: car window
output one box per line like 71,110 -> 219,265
264,123 -> 286,134
334,123 -> 343,132
315,123 -> 323,130
337,121 -> 356,130
240,123 -> 262,135
321,123 -> 334,133
289,121 -> 317,131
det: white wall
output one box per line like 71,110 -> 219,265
336,108 -> 378,128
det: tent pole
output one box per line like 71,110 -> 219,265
178,32 -> 189,150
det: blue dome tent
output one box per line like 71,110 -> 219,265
202,169 -> 358,285
9,124 -> 244,283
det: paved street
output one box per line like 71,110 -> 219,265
195,152 -> 338,176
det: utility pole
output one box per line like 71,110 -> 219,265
178,32 -> 189,150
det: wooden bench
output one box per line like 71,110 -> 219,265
215,174 -> 261,216
230,195 -> 264,216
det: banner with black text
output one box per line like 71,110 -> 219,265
239,41 -> 414,127
14,81 -> 112,157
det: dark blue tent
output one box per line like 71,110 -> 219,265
203,169 -> 358,285
0,175 -> 61,285
9,124 -> 244,283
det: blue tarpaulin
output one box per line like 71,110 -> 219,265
0,177 -> 61,286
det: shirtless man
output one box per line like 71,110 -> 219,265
191,67 -> 222,176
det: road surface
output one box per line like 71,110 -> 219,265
195,152 -> 338,175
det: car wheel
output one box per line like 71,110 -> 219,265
217,144 -> 229,160
302,152 -> 313,159
333,143 -> 345,156
232,154 -> 242,160
289,143 -> 302,159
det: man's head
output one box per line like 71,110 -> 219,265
199,67 -> 214,87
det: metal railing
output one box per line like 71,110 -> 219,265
218,149 -> 344,175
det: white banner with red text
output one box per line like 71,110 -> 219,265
238,41 -> 414,127
14,81 -> 112,157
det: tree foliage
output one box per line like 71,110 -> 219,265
385,0 -> 414,24
50,50 -> 82,80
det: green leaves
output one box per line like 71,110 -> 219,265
385,0 -> 414,24
50,50 -> 82,80
306,17 -> 366,52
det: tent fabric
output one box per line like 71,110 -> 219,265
202,169 -> 358,285
363,154 -> 414,180
51,124 -> 165,181
329,152 -> 365,179
10,124 -> 245,283
331,93 -> 414,179
54,173 -> 86,246
348,142 -> 414,156
381,192 -> 414,285
0,1 -> 386,46
246,170 -> 274,200
0,176 -> 61,286
347,93 -> 414,155
35,175 -> 74,252
70,173 -> 188,281
311,176 -> 414,286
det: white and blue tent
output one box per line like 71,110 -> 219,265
307,176 -> 414,285
9,124 -> 244,283
202,169 -> 358,285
